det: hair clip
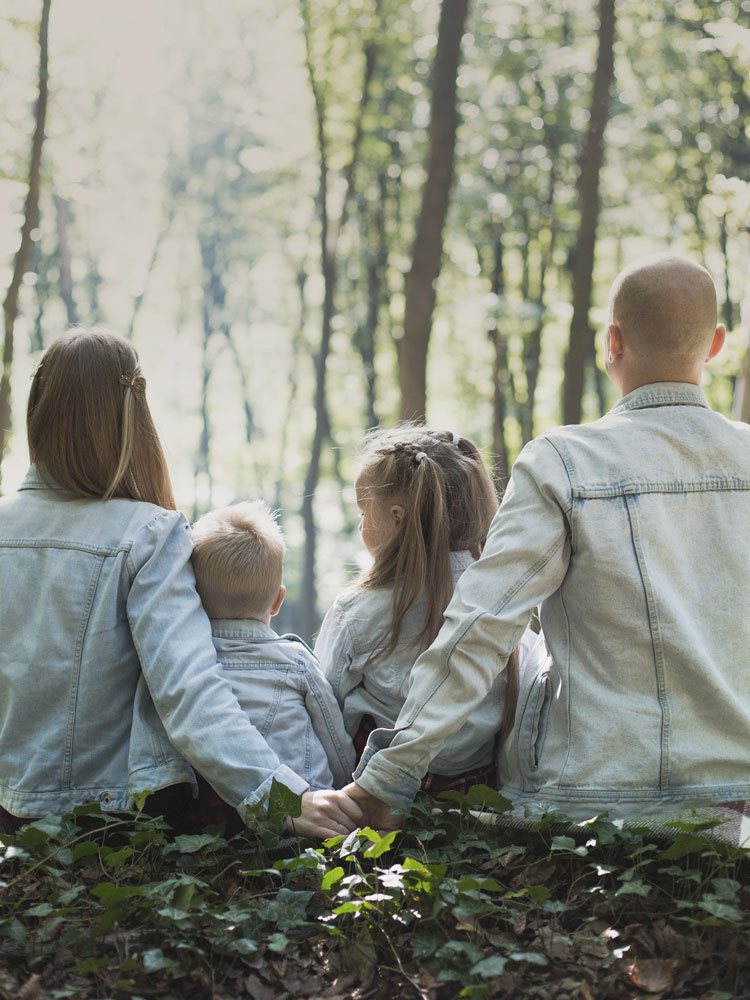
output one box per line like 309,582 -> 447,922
452,433 -> 461,446
120,371 -> 145,394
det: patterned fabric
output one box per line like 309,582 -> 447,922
355,715 -> 497,800
478,800 -> 750,848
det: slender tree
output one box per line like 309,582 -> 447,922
561,0 -> 616,425
0,0 -> 52,488
299,0 -> 378,639
398,0 -> 469,422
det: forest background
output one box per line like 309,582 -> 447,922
2,0 -> 749,641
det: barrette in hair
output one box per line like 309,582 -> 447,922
452,432 -> 461,446
120,371 -> 145,394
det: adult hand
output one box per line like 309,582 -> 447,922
341,781 -> 403,832
284,789 -> 364,839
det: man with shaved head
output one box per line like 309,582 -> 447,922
345,253 -> 750,825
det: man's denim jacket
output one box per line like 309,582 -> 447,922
211,620 -> 355,790
0,468 -> 308,820
355,383 -> 750,818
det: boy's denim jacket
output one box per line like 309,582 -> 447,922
355,383 -> 750,818
315,552 -> 515,775
210,620 -> 355,790
0,467 -> 308,820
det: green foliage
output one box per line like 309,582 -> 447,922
1,794 -> 749,997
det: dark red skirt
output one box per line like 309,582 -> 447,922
354,714 -> 497,799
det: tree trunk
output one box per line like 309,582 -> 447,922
561,0 -> 615,426
53,193 -> 77,326
485,238 -> 510,488
299,0 -> 377,640
0,0 -> 51,489
125,196 -> 176,340
398,0 -> 469,422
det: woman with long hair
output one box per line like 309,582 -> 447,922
0,329 -> 361,838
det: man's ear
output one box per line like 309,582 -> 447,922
607,321 -> 624,363
269,584 -> 286,618
706,323 -> 726,362
390,503 -> 405,524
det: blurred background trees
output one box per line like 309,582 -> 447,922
2,0 -> 749,636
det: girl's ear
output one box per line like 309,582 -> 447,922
390,503 -> 405,524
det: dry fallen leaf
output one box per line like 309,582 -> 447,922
626,957 -> 679,993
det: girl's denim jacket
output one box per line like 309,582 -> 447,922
0,468 -> 308,820
210,620 -> 355,790
355,384 -> 750,818
315,552 -> 515,775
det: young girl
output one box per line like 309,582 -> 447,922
0,328 -> 360,839
315,426 -> 520,796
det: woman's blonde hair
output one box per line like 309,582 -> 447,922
27,328 -> 175,509
358,424 -> 519,739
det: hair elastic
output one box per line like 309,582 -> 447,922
415,451 -> 427,463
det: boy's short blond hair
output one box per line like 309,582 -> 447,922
190,501 -> 285,620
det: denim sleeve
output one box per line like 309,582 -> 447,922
127,511 -> 308,815
354,437 -> 572,810
314,598 -> 361,707
301,653 -> 357,788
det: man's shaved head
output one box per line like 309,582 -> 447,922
610,255 -> 718,365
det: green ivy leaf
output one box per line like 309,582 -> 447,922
257,888 -> 314,929
508,951 -> 548,966
91,883 -> 142,906
363,830 -> 398,858
321,866 -> 345,891
437,785 -> 513,812
470,954 -> 508,977
267,780 -> 302,825
172,833 -> 223,854
266,932 -> 290,953
142,948 -> 180,973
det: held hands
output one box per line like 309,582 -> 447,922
284,789 -> 364,839
340,781 -> 402,832
282,784 -> 403,839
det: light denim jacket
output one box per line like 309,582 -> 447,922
0,467 -> 308,820
356,384 -> 750,818
315,552 -> 513,775
210,620 -> 355,790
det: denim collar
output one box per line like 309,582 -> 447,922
18,466 -> 47,491
210,618 -> 275,640
450,550 -> 475,574
610,382 -> 708,415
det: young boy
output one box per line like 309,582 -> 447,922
191,501 -> 355,791
347,254 -> 750,825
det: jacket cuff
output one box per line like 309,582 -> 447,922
236,764 -> 310,818
353,730 -> 421,812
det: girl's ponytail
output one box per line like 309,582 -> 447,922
388,451 -> 453,656
357,426 -> 495,665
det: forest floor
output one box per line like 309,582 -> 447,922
1,788 -> 749,1000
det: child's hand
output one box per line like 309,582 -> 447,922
284,789 -> 364,839
341,781 -> 402,831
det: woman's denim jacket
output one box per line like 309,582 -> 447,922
210,619 -> 355,790
0,468 -> 308,820
315,552 -> 514,775
355,384 -> 750,818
